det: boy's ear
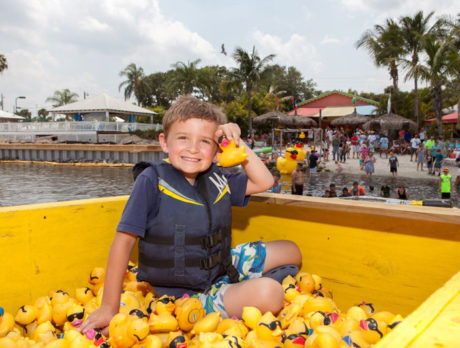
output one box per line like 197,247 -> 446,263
159,133 -> 169,153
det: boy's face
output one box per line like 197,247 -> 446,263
159,118 -> 218,184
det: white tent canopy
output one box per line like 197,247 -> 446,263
0,110 -> 25,121
49,93 -> 157,122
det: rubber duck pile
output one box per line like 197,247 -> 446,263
0,264 -> 403,347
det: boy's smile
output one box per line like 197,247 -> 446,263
159,118 -> 218,185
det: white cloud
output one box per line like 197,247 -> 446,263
321,35 -> 341,45
252,31 -> 323,75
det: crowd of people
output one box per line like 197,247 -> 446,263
265,126 -> 459,200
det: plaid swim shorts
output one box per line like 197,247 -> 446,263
195,241 -> 266,317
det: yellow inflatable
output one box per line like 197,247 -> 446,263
276,149 -> 298,174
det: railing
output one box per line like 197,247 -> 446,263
0,121 -> 162,132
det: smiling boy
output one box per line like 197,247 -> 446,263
80,96 -> 301,335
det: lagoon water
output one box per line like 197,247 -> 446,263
0,163 -> 457,207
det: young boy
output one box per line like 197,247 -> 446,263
291,163 -> 304,195
388,151 -> 399,177
80,96 -> 301,335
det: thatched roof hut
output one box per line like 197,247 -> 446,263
330,110 -> 369,126
254,111 -> 317,127
362,113 -> 417,132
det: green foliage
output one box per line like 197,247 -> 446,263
0,54 -> 7,73
46,89 -> 79,107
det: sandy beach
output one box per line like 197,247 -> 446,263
321,152 -> 458,180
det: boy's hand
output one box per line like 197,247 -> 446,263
78,305 -> 117,337
215,123 -> 241,147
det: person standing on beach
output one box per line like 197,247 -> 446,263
291,163 -> 304,195
410,135 -> 421,162
434,149 -> 445,176
388,151 -> 399,177
416,144 -> 426,171
364,152 -> 376,176
332,134 -> 340,161
351,133 -> 360,159
379,134 -> 389,158
439,168 -> 452,199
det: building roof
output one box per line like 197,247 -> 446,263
425,112 -> 458,124
288,105 -> 376,118
0,110 -> 25,120
298,91 -> 379,108
49,93 -> 157,116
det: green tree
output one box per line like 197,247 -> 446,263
0,54 -> 7,73
37,108 -> 50,122
399,11 -> 438,128
231,46 -> 275,139
196,65 -> 228,103
119,63 -> 145,105
356,19 -> 405,95
407,29 -> 460,137
170,59 -> 201,95
46,89 -> 79,107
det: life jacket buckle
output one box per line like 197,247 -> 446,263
200,253 -> 222,270
201,232 -> 223,249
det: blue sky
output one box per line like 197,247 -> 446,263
0,0 -> 457,115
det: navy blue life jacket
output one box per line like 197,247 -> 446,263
137,160 -> 239,295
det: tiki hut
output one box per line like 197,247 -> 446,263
253,111 -> 297,127
330,110 -> 369,127
362,113 -> 417,133
292,115 -> 318,127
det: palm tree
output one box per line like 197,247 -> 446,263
46,89 -> 79,107
170,59 -> 201,95
119,63 -> 145,105
356,19 -> 405,94
0,54 -> 7,73
231,46 -> 275,139
399,11 -> 438,129
407,29 -> 460,137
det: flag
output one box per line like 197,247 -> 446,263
275,95 -> 279,110
387,93 -> 392,114
352,95 -> 356,105
292,96 -> 297,111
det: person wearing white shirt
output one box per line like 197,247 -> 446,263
410,135 -> 421,162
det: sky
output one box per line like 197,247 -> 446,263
0,0 -> 457,115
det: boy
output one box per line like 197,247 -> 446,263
439,168 -> 452,199
380,181 -> 391,198
433,149 -> 444,176
291,163 -> 304,195
388,151 -> 398,177
80,96 -> 301,335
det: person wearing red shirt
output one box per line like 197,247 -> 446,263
351,134 -> 360,159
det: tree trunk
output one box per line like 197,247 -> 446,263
414,76 -> 419,130
457,96 -> 460,130
247,84 -> 253,141
390,65 -> 398,113
431,85 -> 443,138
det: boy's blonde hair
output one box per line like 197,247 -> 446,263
162,95 -> 227,137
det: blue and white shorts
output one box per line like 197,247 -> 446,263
196,241 -> 266,317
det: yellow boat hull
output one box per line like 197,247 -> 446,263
1,193 -> 459,346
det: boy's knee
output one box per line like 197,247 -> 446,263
254,278 -> 284,313
284,240 -> 302,266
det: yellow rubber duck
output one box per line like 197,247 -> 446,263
254,312 -> 283,342
109,313 -> 150,348
0,307 -> 15,337
294,143 -> 306,162
303,296 -> 337,316
132,334 -> 163,348
278,303 -> 301,329
217,136 -> 248,167
358,317 -> 388,344
119,291 -> 143,316
305,325 -> 342,348
276,149 -> 298,174
191,311 -> 221,335
242,306 -> 262,330
63,304 -> 85,331
15,305 -> 38,326
299,132 -> 306,139
148,312 -> 179,333
174,297 -> 205,332
88,267 -> 105,296
34,297 -> 53,325
32,321 -> 57,344
155,295 -> 175,315
75,288 -> 94,306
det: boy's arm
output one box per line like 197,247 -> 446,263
215,123 -> 273,195
241,141 -> 274,195
79,231 -> 137,335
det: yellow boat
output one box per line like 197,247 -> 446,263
1,193 -> 459,347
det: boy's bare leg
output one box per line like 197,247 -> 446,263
223,240 -> 302,317
223,277 -> 284,317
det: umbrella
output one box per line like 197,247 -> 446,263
292,115 -> 317,127
253,111 -> 297,127
330,110 -> 369,126
362,112 -> 417,132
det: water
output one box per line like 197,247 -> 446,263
0,163 -> 457,207
0,163 -> 133,206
